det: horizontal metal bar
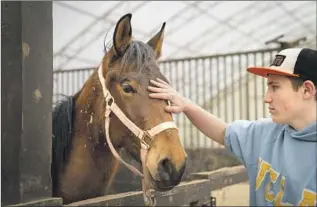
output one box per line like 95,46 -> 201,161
159,47 -> 280,63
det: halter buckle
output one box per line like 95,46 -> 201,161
141,131 -> 152,149
104,93 -> 114,106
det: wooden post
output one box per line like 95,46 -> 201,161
1,1 -> 61,205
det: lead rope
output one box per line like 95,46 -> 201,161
141,147 -> 157,206
104,102 -> 144,178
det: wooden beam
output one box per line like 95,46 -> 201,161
188,165 -> 248,190
66,179 -> 212,206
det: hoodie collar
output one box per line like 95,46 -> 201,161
286,121 -> 317,142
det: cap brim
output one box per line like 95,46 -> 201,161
247,66 -> 299,78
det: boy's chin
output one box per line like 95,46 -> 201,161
271,115 -> 288,125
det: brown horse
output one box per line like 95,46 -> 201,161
52,13 -> 187,204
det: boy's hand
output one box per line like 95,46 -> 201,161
148,78 -> 190,114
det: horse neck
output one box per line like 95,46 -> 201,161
71,70 -> 120,189
73,71 -> 103,142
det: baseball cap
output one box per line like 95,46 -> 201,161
247,48 -> 317,85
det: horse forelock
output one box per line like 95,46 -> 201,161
104,41 -> 159,78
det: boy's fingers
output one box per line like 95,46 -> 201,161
156,78 -> 169,85
165,105 -> 181,113
150,80 -> 168,89
149,92 -> 172,100
147,86 -> 168,93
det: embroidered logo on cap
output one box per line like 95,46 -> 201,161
270,55 -> 286,67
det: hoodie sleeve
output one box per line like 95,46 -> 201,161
224,119 -> 268,166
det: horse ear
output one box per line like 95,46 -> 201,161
112,13 -> 132,57
147,22 -> 166,59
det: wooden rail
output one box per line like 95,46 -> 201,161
188,165 -> 248,191
66,179 -> 211,206
65,165 -> 248,206
7,165 -> 248,206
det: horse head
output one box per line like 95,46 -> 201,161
99,13 -> 187,191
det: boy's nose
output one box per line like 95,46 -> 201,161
264,92 -> 272,103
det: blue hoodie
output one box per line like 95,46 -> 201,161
224,118 -> 317,206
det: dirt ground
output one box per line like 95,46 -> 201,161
211,181 -> 249,206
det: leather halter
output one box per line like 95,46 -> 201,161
97,64 -> 178,205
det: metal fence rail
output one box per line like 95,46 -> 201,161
53,48 -> 280,149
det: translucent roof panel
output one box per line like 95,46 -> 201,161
53,1 -> 316,70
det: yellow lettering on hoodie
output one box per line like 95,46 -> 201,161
274,176 -> 292,206
298,189 -> 317,206
265,168 -> 279,202
256,159 -> 271,190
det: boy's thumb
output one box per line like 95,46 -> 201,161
165,105 -> 179,113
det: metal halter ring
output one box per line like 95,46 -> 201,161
140,131 -> 153,150
144,190 -> 157,206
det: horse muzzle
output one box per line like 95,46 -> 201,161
147,157 -> 186,191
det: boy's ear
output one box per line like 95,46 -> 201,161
303,80 -> 317,99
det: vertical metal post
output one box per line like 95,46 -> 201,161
216,57 -> 220,119
238,54 -> 242,119
253,54 -> 258,119
231,55 -> 235,121
189,60 -> 194,147
195,59 -> 199,147
262,52 -> 266,117
245,54 -> 250,120
223,57 -> 227,122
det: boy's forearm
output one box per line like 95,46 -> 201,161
183,99 -> 227,146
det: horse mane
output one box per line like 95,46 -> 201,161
51,95 -> 74,191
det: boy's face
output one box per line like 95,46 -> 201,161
264,74 -> 305,124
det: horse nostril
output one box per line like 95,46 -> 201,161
162,158 -> 173,173
179,161 -> 186,176
158,158 -> 173,181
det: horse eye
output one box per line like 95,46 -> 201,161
122,83 -> 136,93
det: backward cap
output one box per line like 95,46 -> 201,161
247,47 -> 317,85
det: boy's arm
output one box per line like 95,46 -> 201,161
148,78 -> 264,165
182,99 -> 227,146
224,120 -> 260,165
184,101 -> 264,165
